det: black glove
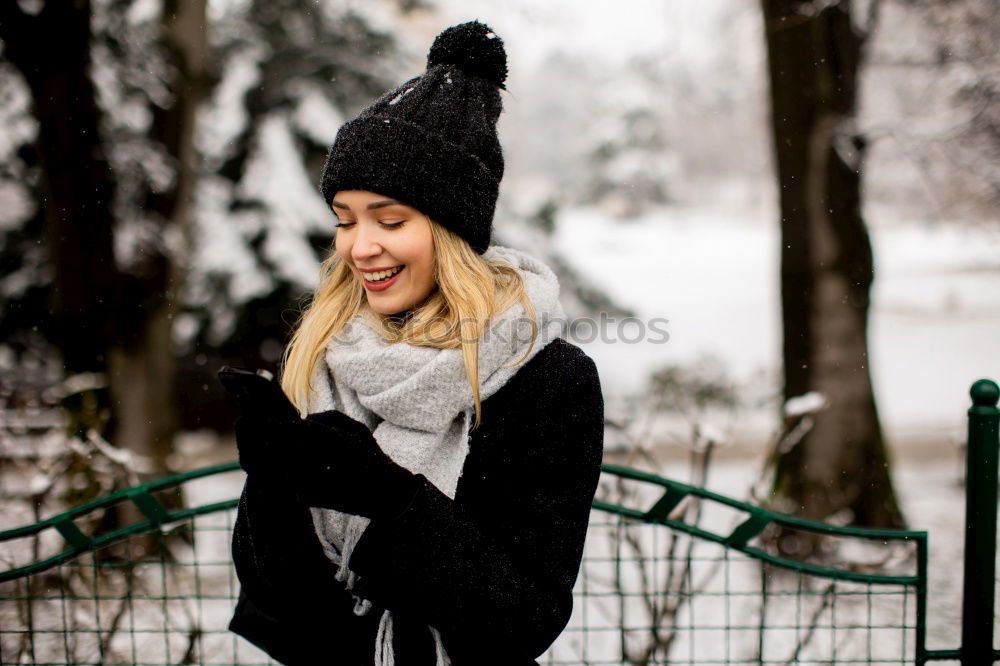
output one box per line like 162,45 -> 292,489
219,365 -> 301,477
249,409 -> 421,521
234,414 -> 275,477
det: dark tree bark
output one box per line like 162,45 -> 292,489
0,0 -> 206,473
761,0 -> 906,529
0,1 -> 118,376
106,0 -> 207,470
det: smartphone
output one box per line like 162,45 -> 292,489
217,365 -> 301,422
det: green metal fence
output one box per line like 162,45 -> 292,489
1,379 -> 997,665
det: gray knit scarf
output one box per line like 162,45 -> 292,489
304,244 -> 566,665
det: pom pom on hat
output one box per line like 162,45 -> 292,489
427,19 -> 508,90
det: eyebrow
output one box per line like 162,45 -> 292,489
330,199 -> 404,211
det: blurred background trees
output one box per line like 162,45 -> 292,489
0,0 -> 204,473
0,0 -> 418,475
0,0 -> 996,529
879,0 -> 1000,220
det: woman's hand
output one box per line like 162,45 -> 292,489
220,365 -> 302,477
247,410 -> 420,521
234,415 -> 280,477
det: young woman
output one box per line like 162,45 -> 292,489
226,21 -> 604,665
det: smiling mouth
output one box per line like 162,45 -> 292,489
361,265 -> 404,283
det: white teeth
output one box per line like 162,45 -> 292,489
362,266 -> 402,281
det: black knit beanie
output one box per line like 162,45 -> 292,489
319,20 -> 508,255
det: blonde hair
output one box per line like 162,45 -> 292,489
279,219 -> 538,430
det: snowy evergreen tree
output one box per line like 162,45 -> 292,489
178,0 -> 422,430
0,0 -> 423,460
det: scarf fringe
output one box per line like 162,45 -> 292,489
374,611 -> 451,666
375,610 -> 393,666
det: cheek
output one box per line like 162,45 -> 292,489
414,245 -> 435,285
333,234 -> 350,259
398,231 -> 434,270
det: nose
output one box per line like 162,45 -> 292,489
350,223 -> 383,263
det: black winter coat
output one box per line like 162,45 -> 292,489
228,337 -> 605,665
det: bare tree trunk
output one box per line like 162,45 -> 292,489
761,0 -> 906,529
107,0 -> 207,471
0,1 -> 118,380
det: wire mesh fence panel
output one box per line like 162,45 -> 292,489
1,462 -> 928,665
537,464 -> 926,666
538,510 -> 919,666
0,507 -> 277,666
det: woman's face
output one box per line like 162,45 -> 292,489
331,190 -> 437,315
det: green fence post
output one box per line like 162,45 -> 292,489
961,378 -> 1000,666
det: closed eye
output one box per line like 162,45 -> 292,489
333,221 -> 405,229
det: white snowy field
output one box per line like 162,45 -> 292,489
551,202 -> 1000,456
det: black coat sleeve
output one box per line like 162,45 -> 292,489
229,473 -> 380,664
346,348 -> 605,664
230,473 -> 331,617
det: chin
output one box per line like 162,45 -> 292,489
368,298 -> 408,316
